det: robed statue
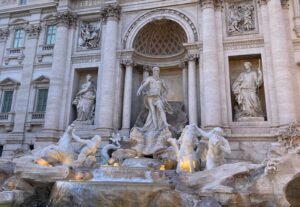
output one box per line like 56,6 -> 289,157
232,61 -> 264,120
73,74 -> 96,122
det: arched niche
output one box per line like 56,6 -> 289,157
129,19 -> 190,128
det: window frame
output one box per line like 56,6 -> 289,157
45,25 -> 56,46
34,88 -> 48,113
13,28 -> 25,48
0,90 -> 14,113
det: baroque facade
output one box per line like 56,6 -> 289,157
0,0 -> 299,164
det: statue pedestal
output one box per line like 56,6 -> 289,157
130,127 -> 172,156
236,117 -> 264,122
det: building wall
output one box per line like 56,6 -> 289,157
0,0 -> 298,163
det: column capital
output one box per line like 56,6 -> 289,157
258,0 -> 289,8
102,3 -> 121,21
55,11 -> 77,27
186,53 -> 199,61
25,24 -> 41,39
121,59 -> 133,67
200,0 -> 222,9
0,28 -> 9,42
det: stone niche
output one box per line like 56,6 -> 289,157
130,66 -> 184,128
70,68 -> 98,124
228,54 -> 267,122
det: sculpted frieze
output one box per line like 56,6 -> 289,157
78,21 -> 101,49
226,0 -> 257,36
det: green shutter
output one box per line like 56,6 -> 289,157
1,91 -> 13,113
36,89 -> 48,112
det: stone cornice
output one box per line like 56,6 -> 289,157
25,24 -> 41,39
102,3 -> 121,21
55,11 -> 77,27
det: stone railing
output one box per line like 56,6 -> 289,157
28,112 -> 45,121
0,112 -> 14,131
42,44 -> 54,51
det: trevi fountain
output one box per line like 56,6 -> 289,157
0,0 -> 300,207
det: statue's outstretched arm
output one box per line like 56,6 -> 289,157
72,131 -> 89,145
195,127 -> 211,138
137,79 -> 149,96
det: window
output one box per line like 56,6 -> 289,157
1,90 -> 13,113
13,29 -> 24,48
35,88 -> 48,112
19,0 -> 27,5
0,146 -> 3,157
45,25 -> 56,45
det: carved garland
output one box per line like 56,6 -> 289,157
0,28 -> 9,41
123,9 -> 198,49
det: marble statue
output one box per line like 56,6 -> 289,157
72,131 -> 102,167
137,66 -> 173,131
101,133 -> 121,164
168,124 -> 201,173
72,74 -> 96,122
198,127 -> 231,170
34,124 -> 76,166
78,22 -> 100,49
232,61 -> 264,120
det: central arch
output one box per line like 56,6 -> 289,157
123,9 -> 199,49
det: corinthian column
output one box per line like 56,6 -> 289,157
187,54 -> 198,124
96,3 -> 121,131
264,0 -> 297,125
201,0 -> 221,127
121,60 -> 133,132
13,24 -> 41,133
44,11 -> 76,132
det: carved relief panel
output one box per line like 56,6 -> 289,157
226,0 -> 258,36
78,20 -> 101,50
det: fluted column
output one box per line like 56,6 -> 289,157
265,0 -> 297,125
180,61 -> 189,115
44,11 -> 76,131
13,24 -> 41,133
0,28 -> 9,66
201,0 -> 221,127
96,3 -> 121,130
187,54 -> 198,124
121,60 -> 133,132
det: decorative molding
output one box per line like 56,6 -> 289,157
223,38 -> 264,50
55,11 -> 77,27
123,9 -> 199,48
186,53 -> 199,61
71,54 -> 101,64
25,24 -> 41,39
0,77 -> 20,89
102,3 -> 121,21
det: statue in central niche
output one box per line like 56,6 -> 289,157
130,66 -> 173,156
137,66 -> 173,131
